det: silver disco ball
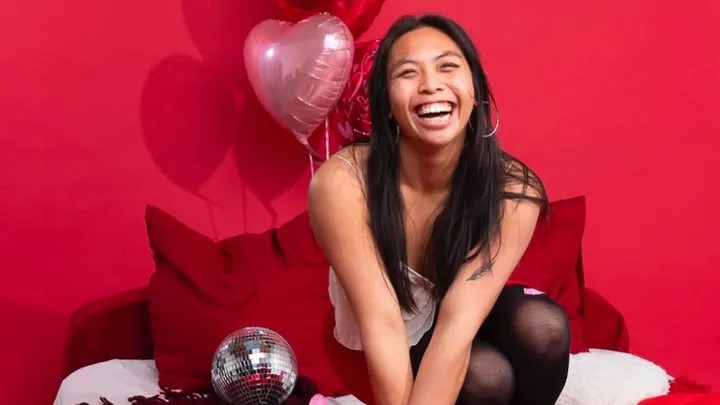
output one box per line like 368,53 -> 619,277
211,327 -> 298,405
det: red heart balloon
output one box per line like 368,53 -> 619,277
333,39 -> 380,140
306,39 -> 380,160
277,0 -> 386,37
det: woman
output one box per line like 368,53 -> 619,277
308,14 -> 570,405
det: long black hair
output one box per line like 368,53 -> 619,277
357,14 -> 548,312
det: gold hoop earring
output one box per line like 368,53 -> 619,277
480,101 -> 500,138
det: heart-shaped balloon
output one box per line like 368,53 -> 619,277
333,38 -> 380,140
277,0 -> 386,37
305,38 -> 380,160
244,13 -> 354,154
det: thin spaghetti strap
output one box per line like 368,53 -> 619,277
332,154 -> 367,189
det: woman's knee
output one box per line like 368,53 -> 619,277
513,299 -> 570,359
457,341 -> 514,405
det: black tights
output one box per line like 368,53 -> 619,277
409,285 -> 570,405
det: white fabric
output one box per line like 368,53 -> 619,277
329,266 -> 436,350
54,359 -> 162,405
323,395 -> 366,405
557,349 -> 671,405
54,359 -> 363,405
55,350 -> 672,405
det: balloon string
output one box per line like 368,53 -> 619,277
325,117 -> 330,161
310,117 -> 331,178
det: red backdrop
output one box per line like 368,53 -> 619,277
1,1 -> 718,403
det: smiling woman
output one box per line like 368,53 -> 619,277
387,43 -> 475,146
308,14 -> 568,405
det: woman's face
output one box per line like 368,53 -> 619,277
386,27 -> 475,148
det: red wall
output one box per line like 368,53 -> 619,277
1,1 -> 718,403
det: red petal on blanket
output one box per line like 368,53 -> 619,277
669,376 -> 713,394
128,397 -> 220,405
127,388 -> 220,404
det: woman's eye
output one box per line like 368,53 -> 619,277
441,63 -> 460,71
399,69 -> 416,77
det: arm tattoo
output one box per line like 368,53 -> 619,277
466,262 -> 492,281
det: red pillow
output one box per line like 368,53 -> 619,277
146,206 -> 348,394
508,195 -> 589,353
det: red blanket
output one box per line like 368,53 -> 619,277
639,377 -> 717,405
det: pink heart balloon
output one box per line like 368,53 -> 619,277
244,13 -> 354,154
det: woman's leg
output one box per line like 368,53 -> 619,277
483,284 -> 571,405
455,339 -> 514,404
408,284 -> 569,405
409,318 -> 514,405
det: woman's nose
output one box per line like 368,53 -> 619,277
418,73 -> 445,94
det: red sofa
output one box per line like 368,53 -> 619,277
61,198 -> 632,402
58,198 -> 719,404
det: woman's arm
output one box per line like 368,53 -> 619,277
408,192 -> 542,405
308,158 -> 414,405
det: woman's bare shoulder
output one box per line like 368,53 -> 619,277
310,144 -> 368,192
307,145 -> 373,259
335,143 -> 370,168
502,153 -> 544,200
308,144 -> 369,214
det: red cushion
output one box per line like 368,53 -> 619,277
62,287 -> 153,379
583,288 -> 630,352
508,196 -> 589,353
146,206 -> 350,394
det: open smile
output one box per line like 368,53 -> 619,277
413,101 -> 456,129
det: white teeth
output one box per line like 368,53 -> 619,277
419,112 -> 452,125
416,102 -> 453,115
